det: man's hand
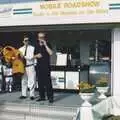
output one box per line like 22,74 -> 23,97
41,40 -> 47,46
11,57 -> 15,60
34,53 -> 42,58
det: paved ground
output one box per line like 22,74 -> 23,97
0,91 -> 100,107
0,91 -> 102,120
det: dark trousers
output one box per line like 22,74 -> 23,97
37,69 -> 53,99
13,73 -> 22,91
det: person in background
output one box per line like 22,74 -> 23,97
3,65 -> 13,92
34,32 -> 53,103
19,35 -> 36,100
0,46 -> 5,92
3,46 -> 25,91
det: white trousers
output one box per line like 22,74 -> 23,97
5,77 -> 13,92
21,66 -> 36,97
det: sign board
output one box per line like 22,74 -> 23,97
0,0 -> 120,26
56,53 -> 67,66
51,71 -> 65,89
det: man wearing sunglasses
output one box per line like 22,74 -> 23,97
19,34 -> 36,100
34,32 -> 54,103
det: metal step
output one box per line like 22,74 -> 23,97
0,102 -> 78,120
0,112 -> 75,120
0,110 -> 75,120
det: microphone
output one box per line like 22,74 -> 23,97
40,41 -> 44,44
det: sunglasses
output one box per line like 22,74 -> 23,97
38,36 -> 44,38
24,40 -> 29,42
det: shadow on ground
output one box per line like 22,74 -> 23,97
53,93 -> 73,102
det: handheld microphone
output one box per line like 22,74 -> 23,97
41,41 -> 44,44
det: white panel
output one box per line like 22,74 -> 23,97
66,72 -> 79,90
111,28 -> 120,96
56,53 -> 67,66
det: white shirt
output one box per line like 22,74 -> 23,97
19,45 -> 36,66
3,66 -> 12,76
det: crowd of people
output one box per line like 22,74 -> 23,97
0,32 -> 54,103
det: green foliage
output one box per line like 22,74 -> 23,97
96,76 -> 108,87
78,82 -> 96,93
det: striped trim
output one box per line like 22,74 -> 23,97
13,8 -> 32,11
13,11 -> 32,15
109,3 -> 120,6
13,8 -> 32,15
109,3 -> 120,10
109,7 -> 120,10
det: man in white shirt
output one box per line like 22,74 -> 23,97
19,35 -> 36,100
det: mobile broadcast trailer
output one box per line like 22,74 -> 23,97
0,0 -> 119,95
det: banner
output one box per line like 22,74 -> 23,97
32,0 -> 108,17
0,0 -> 120,26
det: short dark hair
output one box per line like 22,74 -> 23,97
24,34 -> 29,38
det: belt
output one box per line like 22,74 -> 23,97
26,64 -> 35,67
4,75 -> 13,77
